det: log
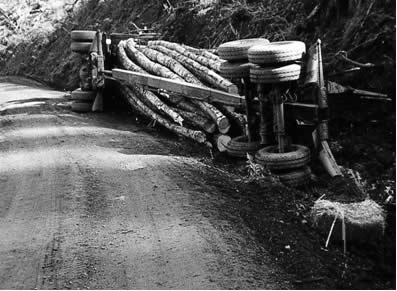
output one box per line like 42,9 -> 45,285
117,46 -> 184,125
125,39 -> 185,81
191,100 -> 230,134
157,89 -> 185,104
150,40 -> 222,72
116,41 -> 147,74
116,44 -> 231,133
220,105 -> 247,135
182,50 -> 222,72
137,46 -> 201,85
142,89 -> 184,125
176,99 -> 204,115
118,83 -> 209,146
121,45 -> 231,132
181,44 -> 221,62
148,43 -> 238,94
213,134 -> 231,152
173,108 -> 216,134
157,87 -> 229,133
159,92 -> 204,114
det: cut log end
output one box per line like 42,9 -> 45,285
214,134 -> 232,152
227,84 -> 240,95
204,122 -> 217,134
217,117 -> 231,134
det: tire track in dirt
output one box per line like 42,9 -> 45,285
0,119 -> 71,289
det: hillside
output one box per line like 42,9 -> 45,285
0,0 -> 395,94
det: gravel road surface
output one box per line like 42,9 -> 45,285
0,81 -> 290,289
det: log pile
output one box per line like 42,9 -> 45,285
116,39 -> 251,151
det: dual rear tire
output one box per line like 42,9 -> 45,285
225,135 -> 261,158
70,30 -> 96,54
70,88 -> 95,113
255,144 -> 311,187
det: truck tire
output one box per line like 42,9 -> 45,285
71,42 -> 92,53
225,135 -> 261,158
276,166 -> 311,187
71,101 -> 92,113
250,64 -> 302,84
219,62 -> 251,79
71,30 -> 96,42
218,38 -> 270,61
255,144 -> 310,170
248,41 -> 306,65
71,89 -> 96,101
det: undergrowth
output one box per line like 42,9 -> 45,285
0,0 -> 395,96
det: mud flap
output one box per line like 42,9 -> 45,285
313,128 -> 342,177
92,90 -> 103,112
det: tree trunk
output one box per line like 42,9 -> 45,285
159,92 -> 202,114
220,105 -> 247,135
157,90 -> 185,104
182,44 -> 221,62
118,83 -> 209,146
176,99 -> 203,115
155,79 -> 230,132
174,108 -> 216,134
137,46 -> 201,85
117,46 -> 184,125
148,43 -> 238,94
124,39 -> 185,82
213,134 -> 231,152
191,100 -> 230,134
116,41 -> 147,74
150,40 -> 222,72
143,89 -> 184,125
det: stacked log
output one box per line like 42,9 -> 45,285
148,42 -> 238,94
117,41 -> 184,126
149,40 -> 222,72
136,46 -> 201,84
119,84 -> 209,146
181,44 -> 221,62
115,39 -> 251,152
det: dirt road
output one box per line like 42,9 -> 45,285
0,81 -> 290,289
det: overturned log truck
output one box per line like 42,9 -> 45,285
69,29 -> 384,190
70,28 -> 388,246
